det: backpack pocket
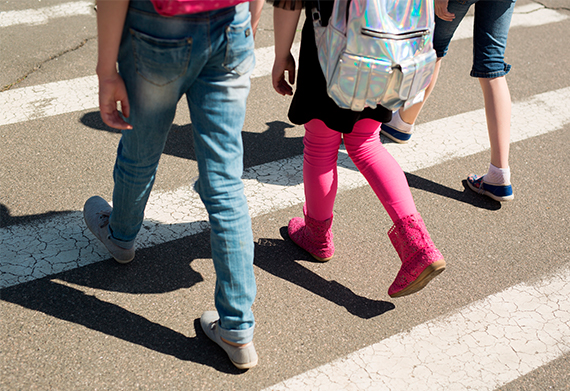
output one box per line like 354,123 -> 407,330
396,49 -> 437,108
326,47 -> 436,112
328,52 -> 394,111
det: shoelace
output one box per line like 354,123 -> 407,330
475,177 -> 486,194
97,211 -> 111,229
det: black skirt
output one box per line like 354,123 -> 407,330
287,2 -> 392,133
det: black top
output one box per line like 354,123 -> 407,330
271,0 -> 392,133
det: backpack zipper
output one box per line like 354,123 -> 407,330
361,28 -> 430,40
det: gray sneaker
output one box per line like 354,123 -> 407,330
200,311 -> 258,370
83,196 -> 135,264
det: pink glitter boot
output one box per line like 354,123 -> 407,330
388,213 -> 445,297
288,204 -> 334,262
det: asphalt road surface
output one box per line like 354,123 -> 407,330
1,1 -> 569,390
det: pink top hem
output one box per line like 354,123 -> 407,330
150,0 -> 251,16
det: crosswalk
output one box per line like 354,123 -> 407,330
1,1 -> 569,389
264,266 -> 570,390
2,86 -> 570,289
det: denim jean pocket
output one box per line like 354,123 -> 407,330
223,14 -> 255,75
130,28 -> 192,86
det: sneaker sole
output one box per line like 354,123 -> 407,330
466,180 -> 514,202
113,255 -> 135,264
231,355 -> 258,370
381,130 -> 410,144
389,259 -> 446,298
380,124 -> 413,144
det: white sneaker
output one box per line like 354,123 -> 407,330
200,311 -> 258,369
83,196 -> 135,263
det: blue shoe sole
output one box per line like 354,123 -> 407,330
467,175 -> 514,202
381,123 -> 413,144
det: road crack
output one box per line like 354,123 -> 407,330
534,1 -> 570,12
1,36 -> 96,92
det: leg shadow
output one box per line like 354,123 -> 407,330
0,231 -> 249,374
1,278 -> 243,373
0,203 -> 75,228
254,229 -> 395,319
405,173 -> 501,210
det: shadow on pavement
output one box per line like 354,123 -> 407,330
0,203 -> 75,229
405,174 -> 502,211
81,111 -> 496,210
254,228 -> 395,320
80,112 -> 303,170
0,230 -> 246,374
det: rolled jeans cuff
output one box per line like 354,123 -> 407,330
218,323 -> 255,345
471,63 -> 511,79
108,225 -> 135,249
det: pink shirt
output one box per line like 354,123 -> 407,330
150,0 -> 252,16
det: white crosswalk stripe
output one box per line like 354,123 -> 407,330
0,0 -> 94,28
264,265 -> 570,390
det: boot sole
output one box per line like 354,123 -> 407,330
389,259 -> 446,298
311,253 -> 333,262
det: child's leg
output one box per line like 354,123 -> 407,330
480,75 -> 511,174
400,0 -> 473,125
473,0 -> 513,174
345,119 -> 444,297
466,0 -> 515,201
466,75 -> 513,200
187,2 -> 256,347
287,119 -> 340,262
303,119 -> 342,221
343,119 -> 417,222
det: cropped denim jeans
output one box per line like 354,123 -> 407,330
108,0 -> 256,344
433,0 -> 516,78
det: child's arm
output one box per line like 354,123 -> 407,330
96,0 -> 132,130
272,6 -> 301,96
249,0 -> 265,38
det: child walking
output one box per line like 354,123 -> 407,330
86,0 -> 263,369
381,0 -> 516,202
270,0 -> 445,298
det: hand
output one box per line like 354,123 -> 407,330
435,0 -> 455,22
272,52 -> 296,96
97,71 -> 132,130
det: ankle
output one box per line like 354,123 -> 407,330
485,163 -> 511,184
387,110 -> 413,132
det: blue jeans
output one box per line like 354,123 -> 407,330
109,0 -> 256,344
433,0 -> 516,78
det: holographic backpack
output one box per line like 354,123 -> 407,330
312,0 -> 437,111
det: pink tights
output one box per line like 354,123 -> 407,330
303,119 -> 418,222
